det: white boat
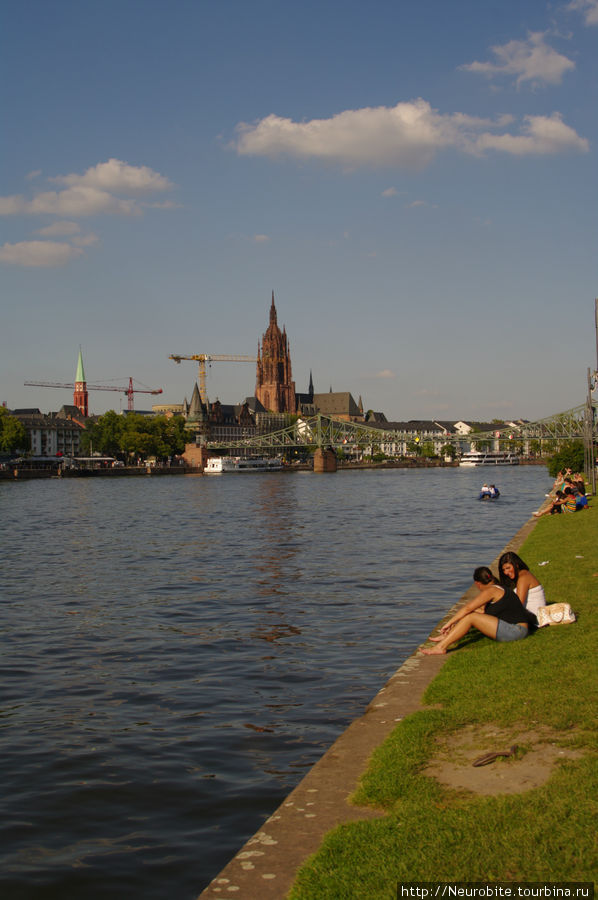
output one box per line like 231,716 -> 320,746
204,456 -> 284,474
459,450 -> 519,467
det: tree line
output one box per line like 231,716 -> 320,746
80,411 -> 188,461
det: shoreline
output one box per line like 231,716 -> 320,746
198,514 -> 540,898
0,458 -> 546,481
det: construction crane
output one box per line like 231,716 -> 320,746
169,354 -> 256,403
24,377 -> 163,411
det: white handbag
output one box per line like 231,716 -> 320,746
536,603 -> 576,627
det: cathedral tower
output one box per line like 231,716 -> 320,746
255,293 -> 296,413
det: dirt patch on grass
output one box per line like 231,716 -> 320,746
423,724 -> 583,795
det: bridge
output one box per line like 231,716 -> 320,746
203,402 -> 596,453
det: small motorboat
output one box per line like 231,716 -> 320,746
479,484 -> 500,500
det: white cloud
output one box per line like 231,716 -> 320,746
36,221 -> 80,236
374,369 -> 395,379
235,100 -> 460,168
253,234 -> 270,242
0,186 -> 140,217
0,160 -> 175,218
234,99 -> 587,169
72,233 -> 99,247
51,158 -> 173,194
0,159 -> 176,268
30,187 -> 140,217
568,0 -> 598,25
0,195 -> 27,215
141,199 -> 182,209
460,31 -> 575,86
475,113 -> 589,155
381,187 -> 398,197
0,241 -> 83,267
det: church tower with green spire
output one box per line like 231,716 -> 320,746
74,348 -> 88,417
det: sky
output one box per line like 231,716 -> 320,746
1,0 -> 597,422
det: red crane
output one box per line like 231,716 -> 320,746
25,378 -> 163,412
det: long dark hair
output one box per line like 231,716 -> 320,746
498,551 -> 529,588
473,566 -> 496,585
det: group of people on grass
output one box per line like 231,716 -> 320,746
533,469 -> 589,517
422,552 -> 545,656
422,471 -> 589,656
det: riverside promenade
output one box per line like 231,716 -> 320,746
199,513 -> 544,898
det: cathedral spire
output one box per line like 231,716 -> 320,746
270,291 -> 277,325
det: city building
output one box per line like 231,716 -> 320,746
11,408 -> 84,457
312,391 -> 364,422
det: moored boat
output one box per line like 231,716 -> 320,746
459,451 -> 519,467
204,456 -> 284,474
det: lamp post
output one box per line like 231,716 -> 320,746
585,297 -> 598,494
584,368 -> 595,493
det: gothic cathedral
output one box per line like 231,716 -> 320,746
255,293 -> 296,413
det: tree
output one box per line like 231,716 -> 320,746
421,441 -> 437,458
546,440 -> 585,477
80,411 -> 189,461
0,408 -> 29,453
529,439 -> 543,458
441,443 -> 457,460
80,410 -> 124,457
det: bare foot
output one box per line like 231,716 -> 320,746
421,646 -> 447,655
428,634 -> 444,642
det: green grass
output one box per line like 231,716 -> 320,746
289,508 -> 598,898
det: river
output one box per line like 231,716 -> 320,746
1,465 -> 550,899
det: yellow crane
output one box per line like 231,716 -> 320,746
169,354 -> 256,403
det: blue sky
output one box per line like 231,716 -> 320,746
2,0 -> 596,421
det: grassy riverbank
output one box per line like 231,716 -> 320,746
290,507 -> 598,897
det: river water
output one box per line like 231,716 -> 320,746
1,465 -> 549,899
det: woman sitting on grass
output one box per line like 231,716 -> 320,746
421,566 -> 532,655
533,487 -> 577,517
498,551 -> 546,621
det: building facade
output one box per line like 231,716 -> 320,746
12,409 -> 84,457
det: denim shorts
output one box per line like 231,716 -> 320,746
496,620 -> 528,642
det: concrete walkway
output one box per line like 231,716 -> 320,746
199,516 -> 539,899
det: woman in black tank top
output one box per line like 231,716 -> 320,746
421,566 -> 530,655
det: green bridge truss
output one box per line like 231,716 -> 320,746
204,402 -> 597,452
